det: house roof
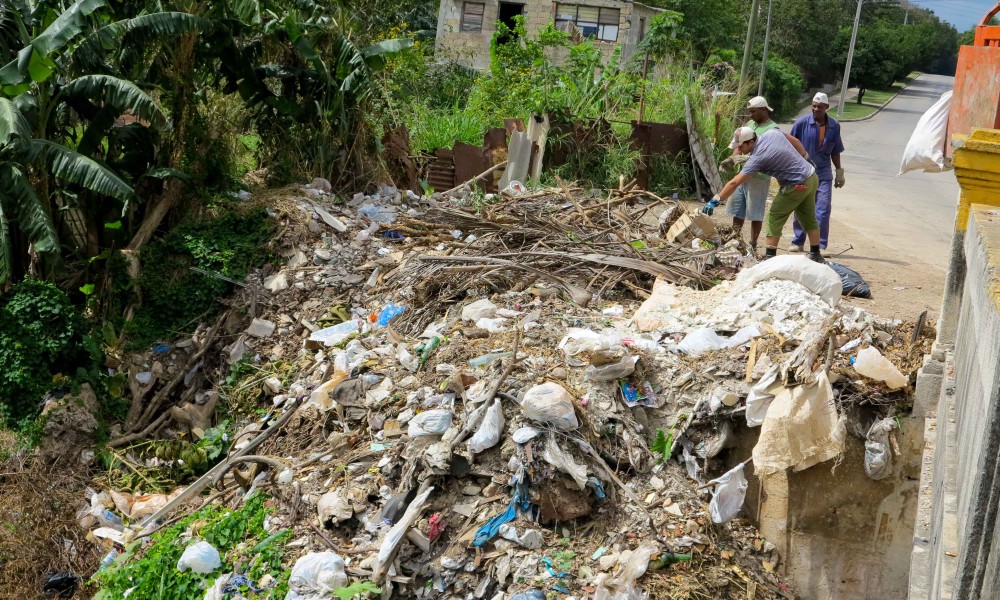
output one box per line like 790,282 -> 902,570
631,2 -> 666,12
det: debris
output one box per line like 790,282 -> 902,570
854,346 -> 908,389
461,298 -> 498,321
246,318 -> 277,338
408,409 -> 453,437
373,486 -> 434,583
264,273 -> 290,293
666,211 -> 718,244
499,523 -> 543,549
317,490 -> 353,526
468,399 -> 505,454
176,540 -> 221,574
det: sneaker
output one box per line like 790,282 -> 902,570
809,251 -> 826,264
788,244 -> 804,253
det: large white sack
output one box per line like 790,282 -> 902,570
520,382 -> 579,430
733,255 -> 841,307
899,91 -> 952,175
285,552 -> 348,600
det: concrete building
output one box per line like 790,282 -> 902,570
435,0 -> 663,69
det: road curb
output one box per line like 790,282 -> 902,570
836,73 -> 923,123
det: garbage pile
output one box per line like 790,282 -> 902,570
84,181 -> 930,599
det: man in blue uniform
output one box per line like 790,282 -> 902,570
789,92 -> 845,252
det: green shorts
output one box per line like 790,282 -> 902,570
765,173 -> 819,238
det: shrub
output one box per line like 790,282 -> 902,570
761,55 -> 805,118
0,280 -> 86,422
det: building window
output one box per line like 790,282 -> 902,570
555,4 -> 620,42
461,2 -> 485,32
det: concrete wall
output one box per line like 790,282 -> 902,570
435,0 -> 658,69
910,127 -> 1000,599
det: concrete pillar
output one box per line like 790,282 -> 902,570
938,129 -> 1000,345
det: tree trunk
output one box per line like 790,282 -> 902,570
857,87 -> 866,104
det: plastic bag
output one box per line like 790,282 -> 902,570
461,298 -> 497,321
317,489 -> 353,525
708,463 -> 748,523
899,90 -> 952,175
746,367 -> 781,427
521,383 -> 579,430
678,328 -> 728,355
593,542 -> 658,600
176,540 -> 221,574
285,552 -> 347,600
828,262 -> 872,299
543,435 -> 588,489
586,354 -> 638,381
854,346 -> 908,390
468,399 -> 505,454
373,487 -> 434,581
204,575 -> 230,600
733,255 -> 842,307
498,523 -> 543,549
309,320 -> 362,347
865,418 -> 897,480
475,317 -> 508,332
408,409 -> 453,438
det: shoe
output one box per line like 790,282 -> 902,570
788,244 -> 804,253
809,251 -> 826,264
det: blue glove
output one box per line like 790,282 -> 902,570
702,198 -> 720,216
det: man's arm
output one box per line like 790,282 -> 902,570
832,153 -> 842,169
784,132 -> 809,159
718,173 -> 751,202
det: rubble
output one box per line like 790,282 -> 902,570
82,181 -> 934,600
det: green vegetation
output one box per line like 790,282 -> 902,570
93,495 -> 291,600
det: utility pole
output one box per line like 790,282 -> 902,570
758,0 -> 774,96
740,0 -> 763,88
837,0 -> 864,117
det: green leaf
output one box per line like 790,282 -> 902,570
26,47 -> 56,83
27,140 -> 136,205
334,581 -> 381,600
31,0 -> 108,56
61,75 -> 169,130
0,97 -> 31,145
80,283 -> 96,295
142,167 -> 192,182
0,201 -> 12,284
0,164 -> 60,256
650,428 -> 668,463
104,220 -> 122,230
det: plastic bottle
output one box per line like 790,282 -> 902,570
99,547 -> 120,571
468,351 -> 512,369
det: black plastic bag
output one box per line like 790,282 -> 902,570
828,262 -> 872,298
43,573 -> 79,598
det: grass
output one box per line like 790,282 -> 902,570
836,101 -> 880,120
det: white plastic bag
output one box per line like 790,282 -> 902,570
678,328 -> 728,355
593,542 -> 658,600
708,463 -> 748,523
854,346 -> 908,390
498,523 -> 543,549
373,487 -> 434,581
586,354 -> 638,381
204,575 -> 230,600
285,552 -> 347,600
746,367 -> 781,427
317,489 -> 353,525
543,435 -> 588,489
309,320 -> 362,347
521,383 -> 579,430
461,298 -> 497,321
900,90 -> 952,175
468,399 -> 505,454
733,255 -> 842,307
176,540 -> 221,574
475,317 -> 509,333
865,418 -> 897,480
408,409 -> 453,437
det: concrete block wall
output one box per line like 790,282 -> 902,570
435,0 -> 654,69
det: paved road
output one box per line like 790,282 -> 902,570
784,74 -> 960,318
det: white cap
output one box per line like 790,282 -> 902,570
729,126 -> 757,150
813,92 -> 830,105
747,96 -> 773,111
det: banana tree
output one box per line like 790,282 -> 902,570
0,0 -> 203,279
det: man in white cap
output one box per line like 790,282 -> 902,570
708,96 -> 779,251
788,92 -> 845,252
711,126 -> 825,263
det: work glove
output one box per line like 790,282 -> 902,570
835,168 -> 846,188
702,197 -> 720,216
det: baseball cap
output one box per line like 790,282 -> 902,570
813,92 -> 830,105
747,96 -> 773,111
729,126 -> 757,150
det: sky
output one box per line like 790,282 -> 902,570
905,0 -> 999,31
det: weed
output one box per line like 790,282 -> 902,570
93,495 -> 291,599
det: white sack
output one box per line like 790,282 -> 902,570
752,371 -> 846,474
317,490 -> 353,525
407,409 -> 453,438
733,255 -> 842,307
746,366 -> 781,427
899,90 -> 952,175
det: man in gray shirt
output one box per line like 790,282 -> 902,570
713,127 -> 824,263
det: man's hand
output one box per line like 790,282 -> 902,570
835,168 -> 846,188
702,197 -> 720,216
